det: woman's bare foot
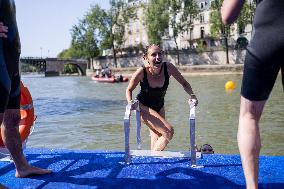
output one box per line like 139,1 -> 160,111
15,165 -> 52,178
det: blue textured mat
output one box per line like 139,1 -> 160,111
0,148 -> 283,189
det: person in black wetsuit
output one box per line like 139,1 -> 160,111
126,44 -> 198,151
221,0 -> 284,188
0,0 -> 51,178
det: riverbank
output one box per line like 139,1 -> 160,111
111,64 -> 244,76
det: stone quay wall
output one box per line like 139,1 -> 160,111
92,49 -> 246,69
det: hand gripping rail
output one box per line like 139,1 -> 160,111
123,99 -> 203,167
124,100 -> 141,164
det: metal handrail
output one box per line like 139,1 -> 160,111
189,99 -> 203,168
123,100 -> 141,164
123,99 -> 203,167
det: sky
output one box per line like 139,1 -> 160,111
15,0 -> 110,58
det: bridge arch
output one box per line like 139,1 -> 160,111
62,63 -> 85,76
20,58 -> 87,76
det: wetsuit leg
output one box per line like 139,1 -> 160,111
0,41 -> 10,113
0,41 -> 20,113
241,0 -> 284,101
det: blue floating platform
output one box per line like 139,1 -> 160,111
0,148 -> 283,189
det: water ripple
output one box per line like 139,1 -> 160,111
34,97 -> 125,116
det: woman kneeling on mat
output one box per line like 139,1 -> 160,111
126,44 -> 198,151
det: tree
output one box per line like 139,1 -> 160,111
168,0 -> 198,65
57,49 -> 74,59
236,0 -> 256,34
210,0 -> 255,37
144,0 -> 169,45
210,0 -> 226,38
87,1 -> 136,68
61,15 -> 100,64
210,0 -> 256,64
210,0 -> 230,64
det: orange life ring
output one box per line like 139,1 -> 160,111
0,81 -> 35,147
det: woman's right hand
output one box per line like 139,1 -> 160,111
128,100 -> 139,110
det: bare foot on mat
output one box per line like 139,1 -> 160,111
15,165 -> 52,178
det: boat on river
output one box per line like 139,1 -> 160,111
91,75 -> 129,83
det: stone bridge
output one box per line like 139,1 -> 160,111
20,57 -> 88,76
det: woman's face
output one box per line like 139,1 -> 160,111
146,46 -> 163,69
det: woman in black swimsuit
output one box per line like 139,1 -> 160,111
126,44 -> 198,151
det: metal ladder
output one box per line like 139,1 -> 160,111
123,99 -> 203,168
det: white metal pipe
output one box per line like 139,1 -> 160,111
189,99 -> 196,166
124,104 -> 132,164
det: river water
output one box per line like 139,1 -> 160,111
22,73 -> 283,155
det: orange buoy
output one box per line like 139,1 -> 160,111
0,81 -> 35,147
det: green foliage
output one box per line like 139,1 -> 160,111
86,4 -> 110,49
62,64 -> 78,74
86,1 -> 136,67
196,39 -> 207,52
110,0 -> 136,49
58,2 -> 135,67
57,48 -> 78,59
169,0 -> 199,36
168,0 -> 199,64
143,0 -> 198,64
144,0 -> 170,44
237,0 -> 255,33
21,64 -> 40,72
71,17 -> 100,60
210,0 -> 255,38
209,0 -> 223,38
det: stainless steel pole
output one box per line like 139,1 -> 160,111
124,104 -> 132,164
135,101 -> 141,150
189,99 -> 203,168
189,100 -> 196,166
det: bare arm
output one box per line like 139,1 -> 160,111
221,0 -> 245,25
125,68 -> 143,103
167,63 -> 197,101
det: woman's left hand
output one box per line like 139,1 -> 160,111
189,95 -> 198,106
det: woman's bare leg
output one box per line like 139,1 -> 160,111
1,109 -> 52,178
149,107 -> 165,150
149,130 -> 159,150
140,105 -> 173,151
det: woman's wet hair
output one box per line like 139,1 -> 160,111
143,44 -> 162,60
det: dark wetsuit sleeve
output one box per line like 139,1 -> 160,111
0,0 -> 21,113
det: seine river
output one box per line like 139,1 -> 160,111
22,73 -> 283,156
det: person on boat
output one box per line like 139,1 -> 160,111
221,0 -> 284,188
0,0 -> 52,178
126,44 -> 198,151
104,66 -> 111,78
101,66 -> 111,78
95,69 -> 100,78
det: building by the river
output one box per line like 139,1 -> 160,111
103,0 -> 253,55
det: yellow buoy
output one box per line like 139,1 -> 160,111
225,80 -> 236,92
